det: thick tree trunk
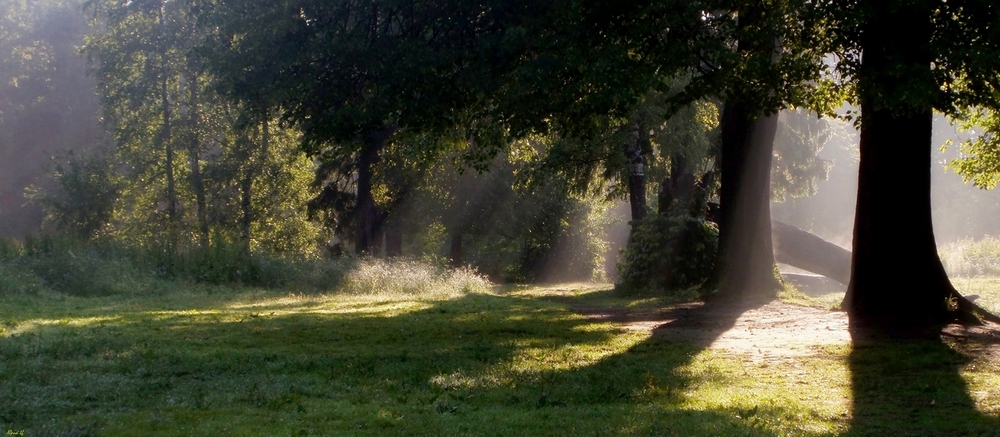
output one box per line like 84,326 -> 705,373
843,0 -> 955,329
713,107 -> 781,299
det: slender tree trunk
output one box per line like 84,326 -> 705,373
449,231 -> 463,267
239,130 -> 254,253
355,127 -> 392,255
186,72 -> 208,248
714,107 -> 781,299
624,122 -> 647,222
844,0 -> 952,328
158,54 -> 177,252
238,114 -> 271,253
659,153 -> 696,215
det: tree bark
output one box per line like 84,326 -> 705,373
156,31 -> 177,253
772,220 -> 851,285
713,107 -> 781,299
355,127 -> 392,255
843,0 -> 956,329
239,130 -> 254,253
186,72 -> 208,248
624,122 -> 647,222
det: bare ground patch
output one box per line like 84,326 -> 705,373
576,300 -> 1000,362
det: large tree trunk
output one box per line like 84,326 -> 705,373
714,108 -> 781,299
843,0 -> 963,329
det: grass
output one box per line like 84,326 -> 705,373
2,275 -> 1000,436
2,238 -> 1000,435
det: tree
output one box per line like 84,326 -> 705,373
202,0 -> 538,254
78,0 -> 322,257
686,3 -> 830,301
823,0 -> 1000,329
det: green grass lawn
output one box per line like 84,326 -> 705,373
2,281 -> 1000,436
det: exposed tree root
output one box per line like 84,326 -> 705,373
950,290 -> 1000,325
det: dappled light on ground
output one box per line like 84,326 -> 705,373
1,282 -> 999,435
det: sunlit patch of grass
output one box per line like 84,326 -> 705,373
964,355 -> 1000,416
339,258 -> 493,297
779,281 -> 846,311
950,276 -> 1000,315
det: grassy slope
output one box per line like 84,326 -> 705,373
1,282 -> 999,436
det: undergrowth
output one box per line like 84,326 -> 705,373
0,235 -> 491,298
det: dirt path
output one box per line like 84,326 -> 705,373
576,300 -> 1000,362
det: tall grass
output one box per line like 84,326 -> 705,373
339,258 -> 492,297
0,235 -> 492,298
940,236 -> 1000,277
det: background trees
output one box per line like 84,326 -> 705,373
5,0 -> 1000,335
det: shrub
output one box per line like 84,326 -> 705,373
616,214 -> 718,295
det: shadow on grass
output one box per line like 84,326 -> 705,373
845,326 -> 1000,436
0,290 -> 783,435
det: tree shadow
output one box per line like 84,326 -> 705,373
844,324 -> 1000,436
0,289 -> 778,435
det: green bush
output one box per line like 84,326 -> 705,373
616,214 -> 718,295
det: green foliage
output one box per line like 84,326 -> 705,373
403,146 -> 612,283
26,150 -> 119,240
30,0 -> 327,258
0,234 -> 491,299
617,214 -> 719,295
771,109 -> 834,202
947,107 -> 1000,189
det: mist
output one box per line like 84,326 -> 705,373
0,0 -> 105,238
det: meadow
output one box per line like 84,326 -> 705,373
1,240 -> 1000,436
